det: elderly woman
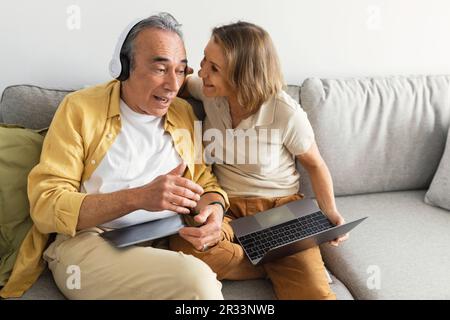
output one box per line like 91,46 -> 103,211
171,21 -> 348,300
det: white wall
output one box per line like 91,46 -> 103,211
1,0 -> 450,94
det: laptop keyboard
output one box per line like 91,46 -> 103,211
238,211 -> 334,261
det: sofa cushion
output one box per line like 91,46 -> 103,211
284,85 -> 300,104
425,127 -> 450,211
0,85 -> 74,129
299,76 -> 450,197
320,190 -> 450,299
0,125 -> 44,286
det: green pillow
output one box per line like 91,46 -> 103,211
0,124 -> 45,286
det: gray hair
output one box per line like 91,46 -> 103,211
119,13 -> 183,79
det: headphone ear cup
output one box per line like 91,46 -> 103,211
109,57 -> 121,79
117,53 -> 130,81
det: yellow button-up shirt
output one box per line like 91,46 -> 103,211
0,80 -> 228,298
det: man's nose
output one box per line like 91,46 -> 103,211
164,70 -> 180,92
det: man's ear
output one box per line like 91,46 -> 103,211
185,65 -> 194,75
178,71 -> 193,98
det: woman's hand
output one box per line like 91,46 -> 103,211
325,211 -> 349,247
178,203 -> 223,251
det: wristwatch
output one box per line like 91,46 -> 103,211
208,201 -> 225,214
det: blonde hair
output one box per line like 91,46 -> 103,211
212,21 -> 285,112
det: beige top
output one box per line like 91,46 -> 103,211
188,76 -> 315,198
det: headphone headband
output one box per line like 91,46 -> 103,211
109,18 -> 143,79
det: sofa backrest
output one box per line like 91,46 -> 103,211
0,85 -> 74,129
0,83 -> 301,125
0,84 -> 210,128
298,75 -> 450,197
3,77 -> 448,198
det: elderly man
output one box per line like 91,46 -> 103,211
1,13 -> 227,300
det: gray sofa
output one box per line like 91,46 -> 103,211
1,74 -> 449,300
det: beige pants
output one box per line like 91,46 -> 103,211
43,228 -> 223,300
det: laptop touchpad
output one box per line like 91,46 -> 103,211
254,206 -> 296,229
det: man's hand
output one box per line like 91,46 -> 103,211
178,203 -> 223,251
326,211 -> 349,247
134,163 -> 203,214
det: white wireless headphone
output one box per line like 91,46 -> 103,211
109,18 -> 143,79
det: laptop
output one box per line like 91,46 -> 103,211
230,198 -> 367,266
100,214 -> 186,248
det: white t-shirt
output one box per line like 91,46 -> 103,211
188,76 -> 315,198
81,99 -> 182,228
